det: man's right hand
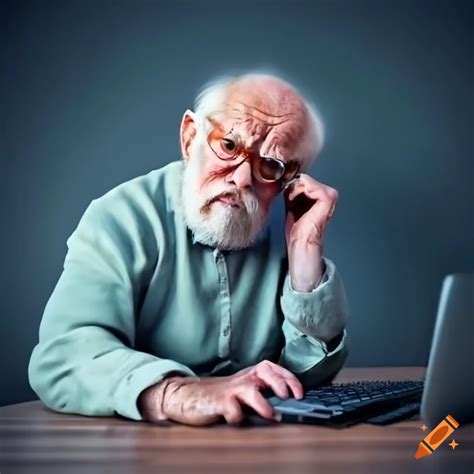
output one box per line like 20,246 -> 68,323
138,360 -> 304,426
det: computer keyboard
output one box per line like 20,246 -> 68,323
364,401 -> 422,425
267,379 -> 425,426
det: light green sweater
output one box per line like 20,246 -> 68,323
28,161 -> 350,421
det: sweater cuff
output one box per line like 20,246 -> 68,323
280,319 -> 347,374
280,256 -> 349,342
113,358 -> 196,421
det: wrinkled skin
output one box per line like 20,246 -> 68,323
139,360 -> 304,425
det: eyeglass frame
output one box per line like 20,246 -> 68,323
204,116 -> 301,193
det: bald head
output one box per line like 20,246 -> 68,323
225,75 -> 306,116
193,73 -> 324,169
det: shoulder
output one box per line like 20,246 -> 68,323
84,161 -> 182,220
71,161 -> 184,245
93,161 -> 182,212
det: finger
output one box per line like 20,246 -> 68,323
287,180 -> 307,201
263,362 -> 304,400
287,174 -> 322,199
255,363 -> 290,399
222,395 -> 245,425
236,388 -> 276,420
293,191 -> 335,234
287,183 -> 326,206
256,361 -> 304,399
311,199 -> 336,229
297,173 -> 326,188
279,374 -> 304,400
328,202 -> 336,219
288,177 -> 337,206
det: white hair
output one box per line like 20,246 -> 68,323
194,74 -> 235,124
191,71 -> 325,169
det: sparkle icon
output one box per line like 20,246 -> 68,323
420,424 -> 428,431
448,439 -> 459,450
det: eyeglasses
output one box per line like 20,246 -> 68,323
205,117 -> 300,190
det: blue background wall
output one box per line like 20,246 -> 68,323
2,0 -> 473,406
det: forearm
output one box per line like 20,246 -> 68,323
288,240 -> 325,293
29,327 -> 196,420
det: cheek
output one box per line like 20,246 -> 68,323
255,183 -> 280,213
200,162 -> 232,191
191,148 -> 217,193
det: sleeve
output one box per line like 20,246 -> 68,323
28,198 -> 196,421
278,256 -> 350,387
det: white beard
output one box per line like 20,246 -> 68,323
179,147 -> 270,250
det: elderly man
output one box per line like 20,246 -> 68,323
28,72 -> 350,426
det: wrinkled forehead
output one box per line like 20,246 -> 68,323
206,92 -> 309,164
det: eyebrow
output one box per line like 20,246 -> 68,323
206,116 -> 244,142
206,116 -> 225,132
206,115 -> 297,165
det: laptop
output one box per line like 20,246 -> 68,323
262,272 -> 474,427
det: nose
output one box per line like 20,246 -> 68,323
226,159 -> 253,190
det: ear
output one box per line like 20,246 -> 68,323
180,109 -> 197,161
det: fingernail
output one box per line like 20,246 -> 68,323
273,413 -> 282,422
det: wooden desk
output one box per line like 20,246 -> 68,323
1,367 -> 473,474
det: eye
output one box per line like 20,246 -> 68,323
222,138 -> 236,151
216,138 -> 238,159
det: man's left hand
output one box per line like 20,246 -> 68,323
284,173 -> 338,292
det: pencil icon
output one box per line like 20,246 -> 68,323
415,414 -> 459,459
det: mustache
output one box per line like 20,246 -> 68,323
202,187 -> 259,215
206,189 -> 241,206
